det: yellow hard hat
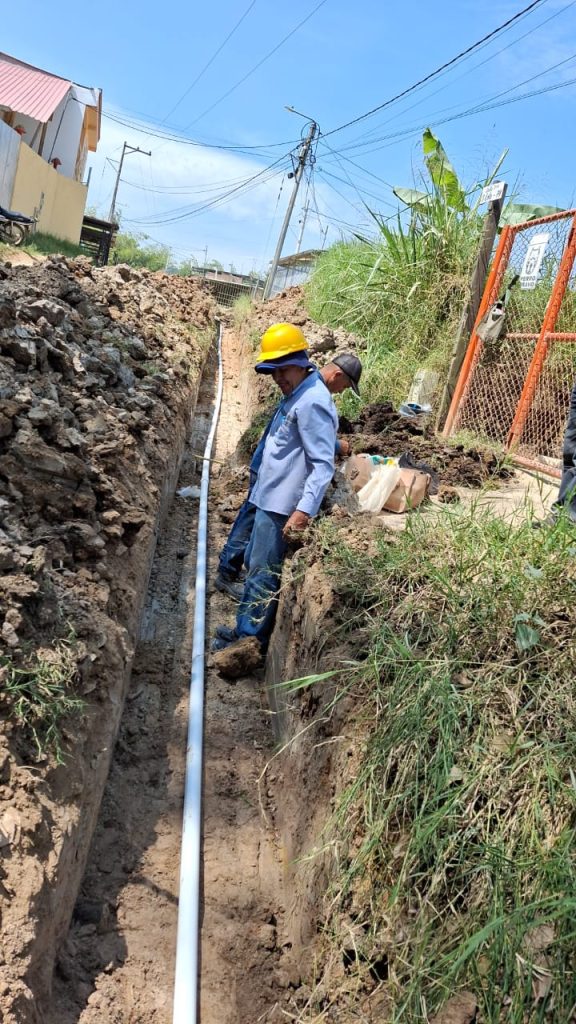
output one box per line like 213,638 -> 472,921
256,323 -> 307,363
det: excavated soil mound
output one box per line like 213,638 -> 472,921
343,402 -> 512,489
0,255 -> 216,1022
252,286 -> 361,360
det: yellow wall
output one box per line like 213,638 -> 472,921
10,142 -> 87,244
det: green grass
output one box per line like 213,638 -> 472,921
231,293 -> 253,328
23,231 -> 84,259
291,505 -> 576,1022
305,203 -> 483,408
0,635 -> 83,762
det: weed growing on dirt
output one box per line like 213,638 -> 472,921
231,295 -> 260,348
299,506 -> 576,1021
232,294 -> 253,327
0,636 -> 83,762
236,399 -> 278,463
23,232 -> 84,259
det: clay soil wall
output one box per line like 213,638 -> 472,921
0,256 -> 215,1023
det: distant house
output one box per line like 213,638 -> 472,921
0,52 -> 101,243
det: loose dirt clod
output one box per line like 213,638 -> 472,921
430,992 -> 479,1024
212,636 -> 263,678
344,402 -> 512,488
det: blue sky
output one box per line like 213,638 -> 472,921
3,0 -> 576,272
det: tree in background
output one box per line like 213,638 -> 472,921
176,257 -> 199,277
110,229 -> 169,271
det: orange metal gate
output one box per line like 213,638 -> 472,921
443,209 -> 576,477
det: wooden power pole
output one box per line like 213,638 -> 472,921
436,184 -> 508,431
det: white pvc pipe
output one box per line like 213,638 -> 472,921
173,323 -> 224,1024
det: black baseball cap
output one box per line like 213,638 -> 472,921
333,353 -> 362,395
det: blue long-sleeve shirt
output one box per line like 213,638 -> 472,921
250,379 -> 342,483
249,370 -> 338,517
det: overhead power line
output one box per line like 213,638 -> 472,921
320,168 -> 396,208
337,0 -> 575,150
162,0 -> 258,123
126,155 -> 289,227
322,0 -> 547,139
108,161 -> 269,196
183,0 -> 330,129
102,110 -> 298,154
331,51 -> 576,160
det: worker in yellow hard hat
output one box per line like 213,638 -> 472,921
213,334 -> 338,666
255,322 -> 307,363
215,325 -> 362,603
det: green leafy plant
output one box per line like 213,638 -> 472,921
110,230 -> 170,271
1,636 -> 84,762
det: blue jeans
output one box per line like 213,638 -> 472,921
236,508 -> 288,649
218,499 -> 256,580
553,376 -> 576,522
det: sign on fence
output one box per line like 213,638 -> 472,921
519,232 -> 549,290
479,181 -> 507,205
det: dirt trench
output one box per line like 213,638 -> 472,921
45,328 -> 302,1024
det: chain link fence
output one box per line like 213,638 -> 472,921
444,210 -> 576,476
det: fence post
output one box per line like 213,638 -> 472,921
436,191 -> 507,431
442,226 -> 514,436
507,213 -> 576,449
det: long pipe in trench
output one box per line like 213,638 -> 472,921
172,323 -> 224,1024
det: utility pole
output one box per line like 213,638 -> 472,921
436,184 -> 508,431
263,119 -> 317,300
108,142 -> 152,223
296,201 -> 309,254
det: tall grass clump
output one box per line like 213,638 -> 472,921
305,132 -> 534,407
306,202 -> 482,407
302,507 -> 576,1021
25,232 -> 84,259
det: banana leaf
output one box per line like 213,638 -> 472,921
392,187 -> 431,211
422,128 -> 467,212
499,202 -> 564,228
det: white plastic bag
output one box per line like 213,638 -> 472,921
176,485 -> 201,498
357,464 -> 401,512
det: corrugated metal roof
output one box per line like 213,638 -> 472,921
0,54 -> 71,123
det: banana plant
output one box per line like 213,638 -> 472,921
393,129 -> 563,227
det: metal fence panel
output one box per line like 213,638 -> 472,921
444,210 -> 576,477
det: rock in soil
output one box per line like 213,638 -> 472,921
430,991 -> 478,1024
212,637 -> 263,678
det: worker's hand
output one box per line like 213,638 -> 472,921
338,438 -> 351,458
283,510 -> 311,539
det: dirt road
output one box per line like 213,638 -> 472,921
48,329 -> 287,1023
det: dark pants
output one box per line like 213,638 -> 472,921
553,377 -> 576,522
236,508 -> 288,649
217,499 -> 256,580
